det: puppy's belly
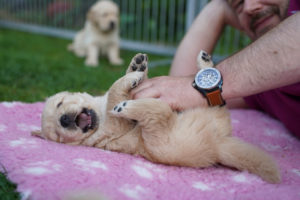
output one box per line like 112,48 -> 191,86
141,108 -> 230,168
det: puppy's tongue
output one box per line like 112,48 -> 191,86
78,113 -> 91,129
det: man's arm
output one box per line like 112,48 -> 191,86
170,0 -> 241,76
132,13 -> 300,111
220,12 -> 300,100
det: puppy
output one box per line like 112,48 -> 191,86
68,0 -> 123,66
32,53 -> 280,183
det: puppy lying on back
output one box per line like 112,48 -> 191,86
32,53 -> 280,183
68,0 -> 123,66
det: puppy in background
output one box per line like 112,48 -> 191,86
68,0 -> 123,67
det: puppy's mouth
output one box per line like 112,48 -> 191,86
75,108 -> 97,133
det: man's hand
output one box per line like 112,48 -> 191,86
131,76 -> 208,111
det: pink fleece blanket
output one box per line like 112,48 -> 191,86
0,102 -> 300,200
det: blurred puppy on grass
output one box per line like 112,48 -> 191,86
32,53 -> 280,184
68,0 -> 123,67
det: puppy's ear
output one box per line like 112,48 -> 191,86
31,130 -> 45,139
87,10 -> 97,25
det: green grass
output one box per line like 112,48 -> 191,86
0,28 -> 171,199
0,28 -> 170,102
0,173 -> 20,200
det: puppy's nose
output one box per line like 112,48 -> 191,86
109,21 -> 115,30
60,114 -> 72,128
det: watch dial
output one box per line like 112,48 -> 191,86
195,68 -> 221,89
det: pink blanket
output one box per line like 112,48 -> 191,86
0,102 -> 300,200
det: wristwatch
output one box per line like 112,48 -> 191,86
192,67 -> 226,107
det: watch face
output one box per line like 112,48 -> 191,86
195,68 -> 221,90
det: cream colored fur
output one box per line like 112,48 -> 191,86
68,0 -> 123,66
32,53 -> 280,184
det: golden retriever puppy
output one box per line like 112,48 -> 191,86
32,53 -> 280,184
68,0 -> 123,66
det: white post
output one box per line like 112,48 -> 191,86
185,0 -> 196,31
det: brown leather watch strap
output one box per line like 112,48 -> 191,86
206,89 -> 226,106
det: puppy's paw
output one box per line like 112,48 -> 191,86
75,50 -> 86,58
110,58 -> 124,65
129,72 -> 144,89
126,53 -> 148,74
85,58 -> 98,67
122,71 -> 145,90
110,100 -> 132,117
197,50 -> 214,69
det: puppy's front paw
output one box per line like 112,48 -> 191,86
85,58 -> 98,67
126,53 -> 148,74
122,70 -> 145,90
131,72 -> 144,89
197,50 -> 214,69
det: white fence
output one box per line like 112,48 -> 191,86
0,0 -> 250,60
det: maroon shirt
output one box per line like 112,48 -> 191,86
244,0 -> 300,138
244,84 -> 300,137
287,0 -> 300,16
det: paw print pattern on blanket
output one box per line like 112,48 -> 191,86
73,158 -> 108,174
292,169 -> 300,177
0,102 -> 300,200
2,102 -> 19,108
192,181 -> 213,191
119,184 -> 148,200
132,160 -> 167,180
17,123 -> 40,132
9,137 -> 39,148
0,124 -> 7,132
23,160 -> 62,176
131,165 -> 153,179
232,174 -> 253,183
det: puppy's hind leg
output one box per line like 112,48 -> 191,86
85,45 -> 99,67
111,98 -> 175,137
217,137 -> 280,183
111,98 -> 177,163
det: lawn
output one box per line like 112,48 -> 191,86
0,28 -> 171,199
0,28 -> 171,102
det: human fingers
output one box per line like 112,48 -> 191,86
131,76 -> 169,98
131,78 -> 162,99
132,85 -> 161,99
131,79 -> 154,96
